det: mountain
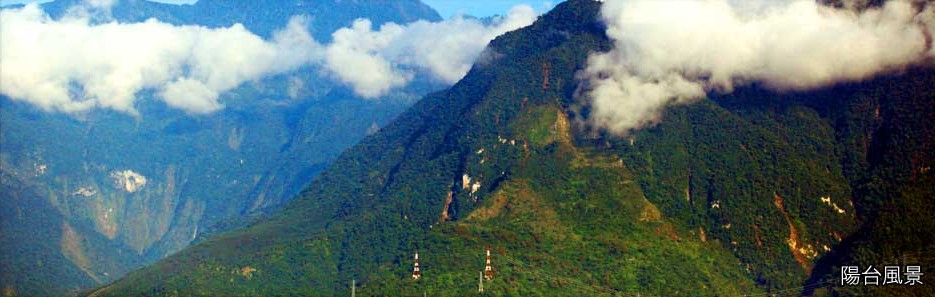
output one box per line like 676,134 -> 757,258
0,169 -> 143,297
186,0 -> 440,39
85,0 -> 935,296
32,0 -> 441,39
0,0 -> 442,296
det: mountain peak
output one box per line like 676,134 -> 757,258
27,0 -> 441,39
62,0 -> 935,296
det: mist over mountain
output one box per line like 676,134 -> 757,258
579,0 -> 935,135
1,0 -> 537,114
80,0 -> 934,296
25,0 -> 442,40
0,0 -> 543,295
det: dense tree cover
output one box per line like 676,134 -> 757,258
801,71 -> 935,296
86,0 -> 933,296
0,72 -> 417,296
0,0 -> 442,295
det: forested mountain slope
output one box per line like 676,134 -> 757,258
0,0 -> 441,295
88,1 -> 934,296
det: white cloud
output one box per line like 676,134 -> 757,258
159,78 -> 221,112
86,0 -> 118,9
0,3 -> 538,114
322,5 -> 538,98
0,4 -> 319,115
578,0 -> 935,135
325,19 -> 413,98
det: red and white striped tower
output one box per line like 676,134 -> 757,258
412,252 -> 421,280
484,247 -> 494,280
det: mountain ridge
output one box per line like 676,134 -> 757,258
22,0 -> 442,40
0,0 -> 443,295
5,0 -> 931,296
92,0 -> 935,295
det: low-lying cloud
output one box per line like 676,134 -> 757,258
1,4 -> 319,115
323,5 -> 538,98
578,0 -> 935,135
0,3 -> 538,114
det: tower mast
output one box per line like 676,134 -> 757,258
478,271 -> 485,293
412,251 -> 421,280
484,247 -> 494,280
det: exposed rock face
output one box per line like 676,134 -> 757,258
462,174 -> 471,190
73,186 -> 97,197
227,126 -> 244,151
60,222 -> 100,283
439,191 -> 454,222
0,0 -> 443,295
240,266 -> 256,279
775,193 -> 817,271
109,170 -> 147,193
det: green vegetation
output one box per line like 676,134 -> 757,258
0,170 -> 143,297
84,0 -> 934,296
0,0 -> 442,295
802,71 -> 935,297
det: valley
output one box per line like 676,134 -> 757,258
2,0 -> 934,296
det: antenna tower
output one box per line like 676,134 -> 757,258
412,252 -> 421,280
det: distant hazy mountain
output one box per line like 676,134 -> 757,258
1,169 -> 143,297
34,0 -> 441,39
0,0 -> 441,296
83,1 -> 934,296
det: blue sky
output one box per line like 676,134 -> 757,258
1,0 -> 558,18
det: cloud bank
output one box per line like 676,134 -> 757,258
578,0 -> 935,135
323,5 -> 538,98
0,5 -> 317,114
1,4 -> 319,115
1,3 -> 538,114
